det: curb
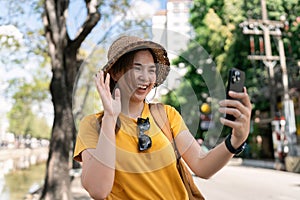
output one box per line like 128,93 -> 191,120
228,158 -> 285,171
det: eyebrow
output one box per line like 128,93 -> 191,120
133,62 -> 156,68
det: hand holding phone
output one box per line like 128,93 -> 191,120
225,68 -> 245,121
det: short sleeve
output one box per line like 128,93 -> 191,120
164,105 -> 188,138
73,113 -> 101,162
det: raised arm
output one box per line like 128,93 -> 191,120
178,88 -> 252,179
81,71 -> 121,199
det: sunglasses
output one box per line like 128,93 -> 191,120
137,117 -> 152,151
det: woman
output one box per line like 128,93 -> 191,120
73,35 -> 252,200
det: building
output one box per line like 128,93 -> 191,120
151,0 -> 193,92
152,0 -> 193,60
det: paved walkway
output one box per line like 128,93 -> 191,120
70,157 -> 298,199
196,164 -> 300,199
24,177 -> 91,200
71,176 -> 91,200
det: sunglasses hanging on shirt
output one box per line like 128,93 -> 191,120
137,117 -> 152,151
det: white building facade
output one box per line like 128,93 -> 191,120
152,0 -> 193,60
151,0 -> 193,92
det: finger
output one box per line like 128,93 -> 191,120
227,90 -> 244,99
94,71 -> 99,81
228,87 -> 251,108
95,71 -> 108,97
105,73 -> 110,91
114,88 -> 121,100
219,99 -> 243,111
94,73 -> 101,89
94,71 -> 103,83
99,71 -> 106,88
218,107 -> 242,119
220,117 -> 236,127
242,87 -> 252,108
219,100 -> 251,122
224,96 -> 251,115
219,116 -> 245,131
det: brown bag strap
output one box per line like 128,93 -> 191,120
149,103 -> 181,160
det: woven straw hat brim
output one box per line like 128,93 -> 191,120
102,38 -> 170,86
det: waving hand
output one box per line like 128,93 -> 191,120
94,71 -> 121,120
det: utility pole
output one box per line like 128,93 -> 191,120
239,0 -> 297,156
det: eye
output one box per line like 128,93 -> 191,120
149,67 -> 156,73
149,69 -> 156,73
133,66 -> 141,71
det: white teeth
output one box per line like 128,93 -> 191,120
138,85 -> 147,89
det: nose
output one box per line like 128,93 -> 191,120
138,68 -> 150,81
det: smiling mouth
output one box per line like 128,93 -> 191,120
137,84 -> 148,90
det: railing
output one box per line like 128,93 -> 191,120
0,147 -> 48,175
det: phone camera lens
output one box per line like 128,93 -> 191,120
232,71 -> 241,83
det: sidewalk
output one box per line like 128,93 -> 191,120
70,169 -> 91,200
23,169 -> 91,200
228,157 -> 285,170
69,157 -> 289,200
71,175 -> 91,200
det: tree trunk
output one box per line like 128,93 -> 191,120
40,0 -> 100,199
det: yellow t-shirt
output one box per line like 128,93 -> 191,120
73,103 -> 189,200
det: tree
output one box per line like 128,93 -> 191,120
41,0 -> 153,199
163,0 -> 300,150
7,78 -> 51,139
163,0 -> 246,142
0,0 -> 52,141
1,0 -> 154,198
39,1 -> 101,198
188,0 -> 299,110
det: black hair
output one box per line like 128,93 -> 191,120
106,48 -> 158,94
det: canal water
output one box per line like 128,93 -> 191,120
0,162 -> 46,200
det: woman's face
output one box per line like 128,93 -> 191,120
116,50 -> 156,103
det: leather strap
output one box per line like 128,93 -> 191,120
149,103 -> 181,160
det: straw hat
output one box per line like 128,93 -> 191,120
102,35 -> 170,86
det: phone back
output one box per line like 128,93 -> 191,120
225,68 -> 245,121
226,68 -> 245,97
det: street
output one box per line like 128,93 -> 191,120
195,165 -> 300,200
69,163 -> 300,200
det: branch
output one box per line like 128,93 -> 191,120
42,12 -> 56,65
95,11 -> 128,45
44,0 -> 60,45
44,0 -> 69,59
71,0 -> 101,49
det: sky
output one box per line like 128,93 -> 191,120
67,0 -> 163,41
0,0 -> 168,133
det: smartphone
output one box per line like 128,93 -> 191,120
225,68 -> 245,121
